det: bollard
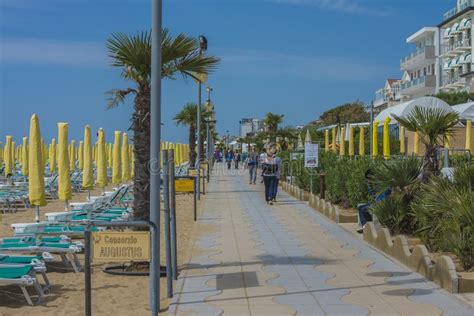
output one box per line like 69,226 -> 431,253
193,177 -> 197,221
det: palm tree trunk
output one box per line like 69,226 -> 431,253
132,85 -> 151,221
189,125 -> 196,167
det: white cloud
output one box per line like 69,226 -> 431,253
218,48 -> 394,81
266,0 -> 388,16
0,38 -> 107,67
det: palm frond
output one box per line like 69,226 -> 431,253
106,88 -> 137,109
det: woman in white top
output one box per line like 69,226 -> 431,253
261,148 -> 278,204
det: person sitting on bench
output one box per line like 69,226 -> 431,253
357,169 -> 391,234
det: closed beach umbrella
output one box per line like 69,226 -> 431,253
324,130 -> 329,152
108,143 -> 113,169
69,140 -> 76,170
383,117 -> 391,160
340,127 -> 346,156
78,141 -> 84,170
28,114 -> 46,222
131,145 -> 135,178
121,132 -> 131,182
304,129 -> 312,144
4,136 -> 13,176
21,137 -> 29,177
372,120 -> 379,157
11,141 -> 16,165
112,131 -> 122,185
331,127 -> 336,153
413,131 -> 420,155
49,139 -> 57,174
96,128 -> 108,188
0,142 -> 3,164
400,126 -> 406,154
58,123 -> 72,207
348,127 -> 354,156
42,140 -> 48,166
82,125 -> 94,192
466,119 -> 472,151
359,127 -> 365,156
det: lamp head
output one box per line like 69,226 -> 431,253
198,35 -> 208,51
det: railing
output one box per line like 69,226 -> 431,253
441,39 -> 472,55
401,47 -> 426,63
400,76 -> 426,90
443,0 -> 474,20
442,74 -> 461,86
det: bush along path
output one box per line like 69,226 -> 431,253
169,165 -> 473,315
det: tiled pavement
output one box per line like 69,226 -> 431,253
169,166 -> 474,315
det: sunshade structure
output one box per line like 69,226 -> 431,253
96,128 -> 108,188
112,131 -> 122,185
21,137 -> 28,177
57,123 -> 72,209
452,102 -> 474,120
69,140 -> 76,170
78,141 -> 84,170
82,125 -> 93,192
49,139 -> 57,174
28,114 -> 47,222
121,132 -> 131,182
4,136 -> 13,177
374,96 -> 453,124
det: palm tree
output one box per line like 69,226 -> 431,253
174,103 -> 198,166
264,112 -> 284,133
107,29 -> 219,220
393,106 -> 459,177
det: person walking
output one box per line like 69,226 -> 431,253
225,149 -> 234,170
273,152 -> 282,201
261,147 -> 278,205
234,150 -> 241,169
246,147 -> 258,184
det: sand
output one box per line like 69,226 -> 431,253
0,186 -> 197,315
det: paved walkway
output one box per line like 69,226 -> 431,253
169,166 -> 474,315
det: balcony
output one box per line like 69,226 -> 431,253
440,39 -> 472,57
400,46 -> 436,70
441,74 -> 467,90
400,75 -> 436,97
443,0 -> 474,21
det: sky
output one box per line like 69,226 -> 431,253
0,0 -> 455,143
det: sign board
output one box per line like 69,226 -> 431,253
175,179 -> 194,193
304,143 -> 319,168
92,231 -> 150,262
188,169 -> 198,177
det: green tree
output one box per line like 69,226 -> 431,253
435,91 -> 474,105
393,106 -> 459,177
320,101 -> 369,125
264,113 -> 284,133
107,29 -> 219,221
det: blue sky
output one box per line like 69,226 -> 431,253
0,0 -> 454,143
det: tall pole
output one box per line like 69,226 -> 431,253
197,78 -> 202,200
150,0 -> 162,314
369,101 -> 374,159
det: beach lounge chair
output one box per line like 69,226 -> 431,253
0,255 -> 52,292
0,265 -> 44,305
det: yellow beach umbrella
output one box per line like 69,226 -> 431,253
121,132 -> 131,182
94,142 -> 98,163
96,128 -> 108,188
0,142 -> 3,164
11,141 -> 16,165
49,139 -> 57,174
131,146 -> 135,178
359,127 -> 365,156
348,126 -> 354,156
112,131 -> 122,185
42,140 -> 48,166
21,137 -> 29,177
78,141 -> 84,170
466,119 -> 472,151
69,140 -> 76,170
28,114 -> 47,222
413,131 -> 420,155
58,123 -> 72,208
4,136 -> 13,176
340,127 -> 346,156
82,125 -> 94,192
331,127 -> 336,153
400,126 -> 406,154
324,130 -> 329,152
108,143 -> 113,169
383,117 -> 391,160
372,120 -> 379,157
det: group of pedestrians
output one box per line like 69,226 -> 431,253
245,145 -> 282,205
223,148 -> 242,169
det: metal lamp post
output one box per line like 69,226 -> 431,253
196,35 -> 207,200
205,86 -> 213,161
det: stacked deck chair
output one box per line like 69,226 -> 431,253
0,264 -> 45,305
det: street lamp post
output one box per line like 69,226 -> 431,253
196,35 -> 207,200
206,86 -> 213,161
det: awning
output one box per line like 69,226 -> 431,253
461,18 -> 472,29
462,52 -> 472,63
452,22 -> 461,33
443,59 -> 451,69
444,27 -> 452,38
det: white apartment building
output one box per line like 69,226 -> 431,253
374,79 -> 403,111
239,118 -> 263,138
439,0 -> 474,92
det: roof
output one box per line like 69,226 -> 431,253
406,27 -> 437,44
452,102 -> 474,120
386,79 -> 400,86
374,97 -> 453,124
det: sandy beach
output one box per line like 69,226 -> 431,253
0,186 -> 197,316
